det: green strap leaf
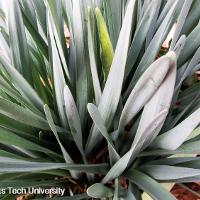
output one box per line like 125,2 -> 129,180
125,0 -> 179,97
0,31 -> 10,60
170,0 -> 193,50
32,0 -> 47,35
87,103 -> 119,165
0,127 -> 54,154
125,0 -> 158,79
64,86 -> 85,160
46,0 -> 70,81
72,0 -> 88,125
181,0 -> 200,35
7,0 -> 32,84
173,35 -> 186,58
101,109 -> 168,184
21,8 -> 48,59
119,52 -> 176,134
47,14 -> 68,128
0,98 -> 49,130
125,169 -> 176,200
113,178 -> 119,200
0,76 -> 42,116
87,183 -> 114,199
86,0 -> 137,153
88,7 -> 101,104
131,52 -> 176,147
0,157 -> 108,174
95,7 -> 114,81
153,107 -> 200,150
44,104 -> 73,164
139,141 -> 200,157
20,0 -> 37,30
34,193 -> 88,200
0,54 -> 44,111
178,22 -> 200,67
139,164 -> 200,183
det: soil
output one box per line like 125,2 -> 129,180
171,183 -> 200,200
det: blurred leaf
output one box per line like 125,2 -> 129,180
44,104 -> 73,164
48,14 -> 68,128
125,0 -> 179,96
87,103 -> 119,165
87,7 -> 101,104
7,0 -> 32,83
72,0 -> 88,126
181,0 -> 200,35
0,54 -> 44,111
0,157 -> 108,174
95,7 -> 114,80
119,52 -> 176,134
173,35 -> 186,58
140,140 -> 200,157
0,127 -> 54,154
170,0 -> 193,50
0,98 -> 49,130
153,107 -> 200,150
64,86 -> 85,160
131,52 -> 176,148
86,0 -> 137,153
140,164 -> 200,183
102,109 -> 167,184
87,183 -> 114,198
125,169 -> 176,200
125,0 -> 158,79
178,22 -> 200,67
21,8 -> 48,59
32,0 -> 47,35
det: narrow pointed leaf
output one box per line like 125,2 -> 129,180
44,105 -> 73,164
0,127 -> 54,154
139,141 -> 200,157
32,0 -> 47,35
153,107 -> 200,150
0,157 -> 108,174
0,98 -> 49,130
181,0 -> 200,35
179,46 -> 200,86
131,52 -> 176,146
21,9 -> 48,59
87,183 -> 114,199
178,22 -> 200,66
125,169 -> 177,200
64,86 -> 84,157
88,7 -> 101,104
48,14 -> 68,128
140,165 -> 200,182
7,0 -> 32,83
113,179 -> 119,200
119,52 -> 176,133
46,0 -> 70,80
95,7 -> 114,80
102,110 -> 168,183
87,103 -> 119,164
170,0 -> 193,50
173,35 -> 186,58
86,0 -> 136,153
125,1 -> 179,95
125,0 -> 158,78
0,54 -> 44,111
72,0 -> 88,125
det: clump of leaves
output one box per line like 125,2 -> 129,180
0,0 -> 200,199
